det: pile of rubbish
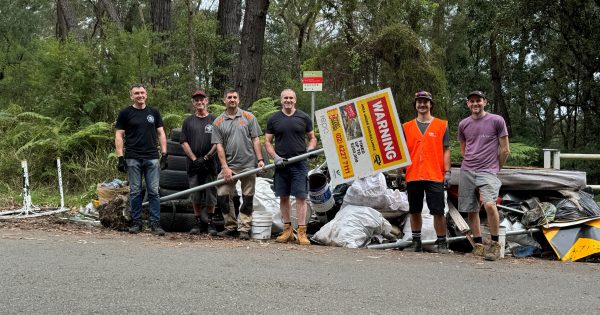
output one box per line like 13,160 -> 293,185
303,166 -> 600,262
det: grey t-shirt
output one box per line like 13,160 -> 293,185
211,108 -> 262,172
416,120 -> 450,147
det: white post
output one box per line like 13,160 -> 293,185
311,91 -> 316,126
21,160 -> 33,215
553,150 -> 561,170
56,158 -> 65,210
543,149 -> 552,169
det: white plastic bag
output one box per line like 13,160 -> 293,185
311,205 -> 393,248
343,173 -> 408,212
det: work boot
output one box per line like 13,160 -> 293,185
472,243 -> 486,257
217,229 -> 237,238
206,223 -> 218,236
189,220 -> 203,235
485,241 -> 501,261
128,220 -> 143,234
150,222 -> 166,236
297,226 -> 310,246
404,239 -> 423,252
433,239 -> 452,254
239,231 -> 250,240
276,223 -> 296,243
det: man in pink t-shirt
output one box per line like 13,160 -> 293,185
458,90 -> 510,261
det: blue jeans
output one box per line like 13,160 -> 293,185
126,158 -> 160,224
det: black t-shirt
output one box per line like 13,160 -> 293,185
180,114 -> 216,170
266,110 -> 313,158
115,105 -> 164,159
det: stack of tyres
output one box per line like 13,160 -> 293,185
159,128 -> 224,232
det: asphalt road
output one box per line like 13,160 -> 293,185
1,228 -> 599,315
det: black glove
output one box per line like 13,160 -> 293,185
117,156 -> 127,173
160,153 -> 168,170
307,148 -> 319,160
192,158 -> 205,171
444,171 -> 451,190
274,154 -> 288,169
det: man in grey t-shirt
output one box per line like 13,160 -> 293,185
458,90 -> 510,261
212,89 -> 265,240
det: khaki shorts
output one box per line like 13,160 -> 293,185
458,170 -> 502,213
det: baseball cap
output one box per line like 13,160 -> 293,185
192,90 -> 207,98
467,90 -> 486,99
414,91 -> 433,101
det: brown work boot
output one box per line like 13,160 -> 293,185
485,241 -> 501,261
473,243 -> 485,257
276,223 -> 295,243
297,225 -> 310,245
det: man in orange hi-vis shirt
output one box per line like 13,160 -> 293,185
399,91 -> 451,253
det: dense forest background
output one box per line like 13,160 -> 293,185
1,0 -> 599,207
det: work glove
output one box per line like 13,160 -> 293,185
117,156 -> 127,173
160,152 -> 168,170
444,171 -> 451,190
274,154 -> 288,169
192,158 -> 205,172
307,148 -> 319,160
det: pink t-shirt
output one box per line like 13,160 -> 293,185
458,113 -> 508,173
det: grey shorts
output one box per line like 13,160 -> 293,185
188,173 -> 217,206
458,170 -> 502,213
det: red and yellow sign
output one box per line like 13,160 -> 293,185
356,92 -> 409,170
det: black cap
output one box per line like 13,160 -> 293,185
467,90 -> 486,99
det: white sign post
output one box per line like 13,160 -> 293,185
303,71 -> 323,125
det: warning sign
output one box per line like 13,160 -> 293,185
315,88 -> 411,186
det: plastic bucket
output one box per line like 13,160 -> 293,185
251,215 -> 273,240
482,226 -> 507,258
308,173 -> 334,213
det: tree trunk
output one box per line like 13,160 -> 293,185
150,0 -> 171,67
101,0 -> 122,29
489,31 -> 512,135
56,0 -> 79,41
186,0 -> 197,92
214,0 -> 242,94
234,0 -> 269,109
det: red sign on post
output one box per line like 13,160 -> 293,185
303,71 -> 323,92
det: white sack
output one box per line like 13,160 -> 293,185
311,205 -> 393,248
342,173 -> 408,212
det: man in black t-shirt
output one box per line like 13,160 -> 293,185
265,89 -> 317,245
180,90 -> 218,236
115,83 -> 168,236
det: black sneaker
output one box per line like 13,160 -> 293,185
239,231 -> 250,240
404,239 -> 423,252
207,223 -> 218,236
128,221 -> 143,234
150,223 -> 166,236
432,239 -> 452,254
189,224 -> 202,235
217,229 -> 237,238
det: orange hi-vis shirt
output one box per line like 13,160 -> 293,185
403,118 -> 447,182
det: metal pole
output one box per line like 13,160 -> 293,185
311,91 -> 316,126
367,228 -> 541,250
143,148 -> 325,206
